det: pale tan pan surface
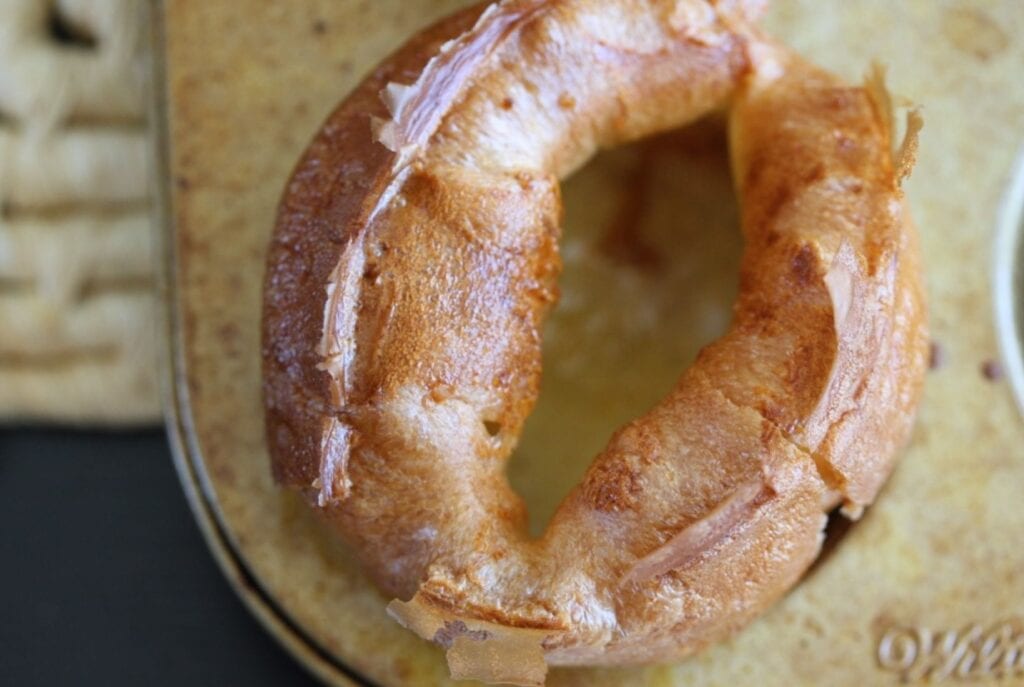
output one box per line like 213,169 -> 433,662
0,0 -> 158,424
162,1 -> 1024,684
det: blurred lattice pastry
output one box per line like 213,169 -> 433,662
0,0 -> 157,424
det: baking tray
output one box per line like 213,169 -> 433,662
154,1 -> 1024,685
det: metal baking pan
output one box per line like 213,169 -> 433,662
153,2 -> 1024,684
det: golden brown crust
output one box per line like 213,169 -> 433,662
262,1 -> 927,683
262,6 -> 486,490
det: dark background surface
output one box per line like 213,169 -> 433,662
0,429 -> 320,687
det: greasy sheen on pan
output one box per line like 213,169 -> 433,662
261,0 -> 927,684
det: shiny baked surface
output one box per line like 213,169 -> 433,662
262,2 -> 925,681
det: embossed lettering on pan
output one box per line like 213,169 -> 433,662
878,621 -> 1024,682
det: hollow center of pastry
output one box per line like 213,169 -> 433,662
507,117 -> 743,536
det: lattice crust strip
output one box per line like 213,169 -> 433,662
0,0 -> 158,424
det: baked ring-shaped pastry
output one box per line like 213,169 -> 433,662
262,1 -> 927,684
